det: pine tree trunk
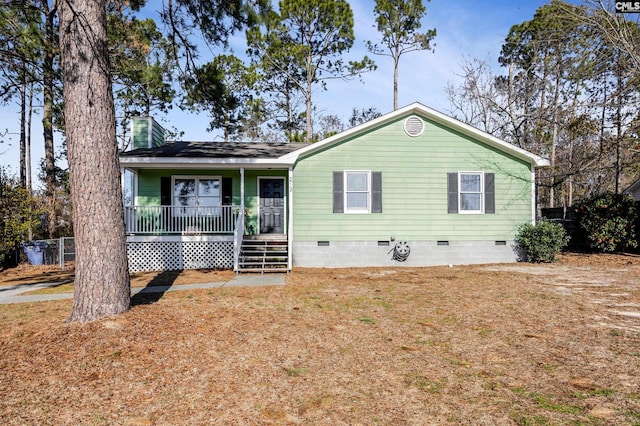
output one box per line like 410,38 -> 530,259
305,77 -> 313,143
19,62 -> 27,189
43,2 -> 58,238
27,82 -> 33,195
59,0 -> 130,322
27,82 -> 34,240
393,47 -> 400,111
614,57 -> 623,194
305,53 -> 313,143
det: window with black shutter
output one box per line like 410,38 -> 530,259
333,171 -> 382,214
447,172 -> 495,214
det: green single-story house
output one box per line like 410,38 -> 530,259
119,102 -> 549,272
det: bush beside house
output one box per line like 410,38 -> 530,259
515,220 -> 569,263
574,192 -> 638,253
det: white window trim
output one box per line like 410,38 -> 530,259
122,168 -> 137,207
344,170 -> 371,214
458,171 -> 484,214
171,175 -> 222,215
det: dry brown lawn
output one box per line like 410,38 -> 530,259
0,264 -> 235,294
1,253 -> 639,425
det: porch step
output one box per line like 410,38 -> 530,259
237,235 -> 289,273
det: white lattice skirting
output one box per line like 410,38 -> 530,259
127,240 -> 234,272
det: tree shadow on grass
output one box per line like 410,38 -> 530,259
131,270 -> 181,306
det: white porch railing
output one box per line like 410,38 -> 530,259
124,205 -> 240,235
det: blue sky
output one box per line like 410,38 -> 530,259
1,0 -> 555,186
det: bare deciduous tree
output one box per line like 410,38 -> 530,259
577,0 -> 640,68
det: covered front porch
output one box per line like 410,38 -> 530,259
117,119 -> 308,273
121,165 -> 293,273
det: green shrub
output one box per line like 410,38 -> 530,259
574,192 -> 637,253
515,220 -> 569,263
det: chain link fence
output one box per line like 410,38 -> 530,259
23,237 -> 75,269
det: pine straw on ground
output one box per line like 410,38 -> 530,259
1,254 -> 639,425
0,265 -> 235,294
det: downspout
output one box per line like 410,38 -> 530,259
288,166 -> 294,272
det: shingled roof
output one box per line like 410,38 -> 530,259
120,141 -> 309,159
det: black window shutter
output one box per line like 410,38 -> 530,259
371,171 -> 382,213
485,173 -> 495,214
447,173 -> 458,213
333,171 -> 344,213
222,177 -> 233,205
160,177 -> 172,206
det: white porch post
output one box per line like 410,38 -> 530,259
288,166 -> 293,271
240,167 -> 245,234
234,167 -> 246,273
120,167 -> 128,235
120,167 -> 125,206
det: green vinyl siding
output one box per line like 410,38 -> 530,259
132,117 -> 165,149
292,115 -> 533,242
151,120 -> 165,147
132,118 -> 150,149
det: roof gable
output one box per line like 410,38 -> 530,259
281,102 -> 549,167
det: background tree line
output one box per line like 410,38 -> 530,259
446,0 -> 639,209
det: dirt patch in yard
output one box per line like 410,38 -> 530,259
484,253 -> 640,333
0,254 -> 639,425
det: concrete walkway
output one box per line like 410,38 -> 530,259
0,274 -> 286,305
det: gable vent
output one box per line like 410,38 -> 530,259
404,116 -> 424,137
